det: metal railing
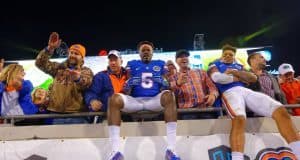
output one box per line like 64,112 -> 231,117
0,104 -> 299,125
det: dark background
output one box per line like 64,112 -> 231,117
0,0 -> 299,72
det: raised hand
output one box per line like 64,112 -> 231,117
47,32 -> 61,53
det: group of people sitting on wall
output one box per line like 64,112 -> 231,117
0,32 -> 300,125
1,32 -> 300,160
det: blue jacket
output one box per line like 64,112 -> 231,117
0,80 -> 38,115
84,70 -> 114,112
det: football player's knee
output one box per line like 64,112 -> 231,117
161,91 -> 174,106
232,116 -> 246,128
110,94 -> 124,109
273,107 -> 291,120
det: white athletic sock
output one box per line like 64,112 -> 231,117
231,152 -> 244,160
166,122 -> 177,151
109,125 -> 120,152
289,141 -> 300,159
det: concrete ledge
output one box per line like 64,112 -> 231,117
1,117 -> 300,141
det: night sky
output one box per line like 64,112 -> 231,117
0,0 -> 300,72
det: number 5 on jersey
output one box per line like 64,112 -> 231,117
141,73 -> 153,88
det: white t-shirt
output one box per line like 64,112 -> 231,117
1,91 -> 24,116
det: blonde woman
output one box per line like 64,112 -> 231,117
0,64 -> 37,116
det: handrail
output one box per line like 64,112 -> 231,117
177,107 -> 223,113
1,112 -> 106,120
283,104 -> 300,108
0,104 -> 299,125
0,107 -> 224,122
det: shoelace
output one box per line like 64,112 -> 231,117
108,151 -> 120,159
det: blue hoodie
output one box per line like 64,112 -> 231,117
0,80 -> 38,115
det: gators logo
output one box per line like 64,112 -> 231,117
208,145 -> 250,160
255,147 -> 296,160
153,66 -> 161,72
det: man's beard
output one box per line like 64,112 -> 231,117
68,58 -> 81,67
259,63 -> 266,70
142,57 -> 151,63
143,60 -> 151,63
141,53 -> 152,63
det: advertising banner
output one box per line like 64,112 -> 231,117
0,133 -> 296,160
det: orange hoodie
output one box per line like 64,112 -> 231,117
280,80 -> 300,115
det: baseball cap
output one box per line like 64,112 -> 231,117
108,50 -> 122,59
278,63 -> 295,75
175,49 -> 190,59
69,44 -> 86,58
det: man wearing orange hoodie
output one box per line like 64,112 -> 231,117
85,50 -> 128,112
279,63 -> 300,116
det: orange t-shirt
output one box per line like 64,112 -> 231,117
280,80 -> 300,115
109,74 -> 127,94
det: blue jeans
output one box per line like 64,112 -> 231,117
51,117 -> 89,125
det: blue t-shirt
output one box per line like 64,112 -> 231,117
210,60 -> 245,93
125,60 -> 167,97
